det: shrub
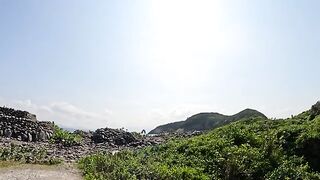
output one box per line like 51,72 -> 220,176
50,125 -> 82,147
78,113 -> 320,179
0,143 -> 62,165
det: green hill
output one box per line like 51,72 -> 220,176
149,109 -> 267,134
78,102 -> 320,179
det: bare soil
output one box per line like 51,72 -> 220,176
0,163 -> 82,180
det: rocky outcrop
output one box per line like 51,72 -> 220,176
92,128 -> 137,145
310,101 -> 320,120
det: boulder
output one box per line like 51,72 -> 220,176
38,130 -> 47,141
22,133 -> 28,141
32,132 -> 38,142
27,133 -> 33,142
4,129 -> 12,138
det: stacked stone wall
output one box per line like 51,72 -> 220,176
0,114 -> 53,142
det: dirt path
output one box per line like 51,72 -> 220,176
0,163 -> 82,180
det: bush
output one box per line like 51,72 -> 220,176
0,143 -> 62,165
78,113 -> 320,179
50,125 -> 82,147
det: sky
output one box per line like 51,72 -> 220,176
0,0 -> 319,132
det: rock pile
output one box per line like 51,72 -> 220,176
92,128 -> 136,145
0,106 -> 37,121
0,106 -> 165,162
0,107 -> 54,142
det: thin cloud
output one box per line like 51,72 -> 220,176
0,98 -> 112,130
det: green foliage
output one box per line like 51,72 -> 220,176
149,109 -> 267,134
79,114 -> 320,179
0,143 -> 62,165
50,125 -> 82,147
131,132 -> 143,140
266,157 -> 320,180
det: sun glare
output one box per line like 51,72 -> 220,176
140,0 -> 243,87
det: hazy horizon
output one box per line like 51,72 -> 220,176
0,0 -> 319,132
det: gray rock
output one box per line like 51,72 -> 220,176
39,130 -> 47,141
4,129 -> 12,138
22,133 -> 28,141
32,132 -> 38,142
27,133 -> 33,142
92,127 -> 136,145
46,132 -> 51,139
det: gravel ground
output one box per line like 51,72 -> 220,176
0,163 -> 82,180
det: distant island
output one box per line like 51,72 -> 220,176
149,108 -> 267,134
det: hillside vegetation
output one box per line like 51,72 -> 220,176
78,105 -> 320,179
149,109 -> 267,134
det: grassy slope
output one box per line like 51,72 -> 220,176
79,112 -> 320,180
149,109 -> 267,134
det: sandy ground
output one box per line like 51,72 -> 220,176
0,163 -> 82,180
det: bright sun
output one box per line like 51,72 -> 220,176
139,0 -> 243,87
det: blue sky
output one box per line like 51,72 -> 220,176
0,0 -> 319,131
